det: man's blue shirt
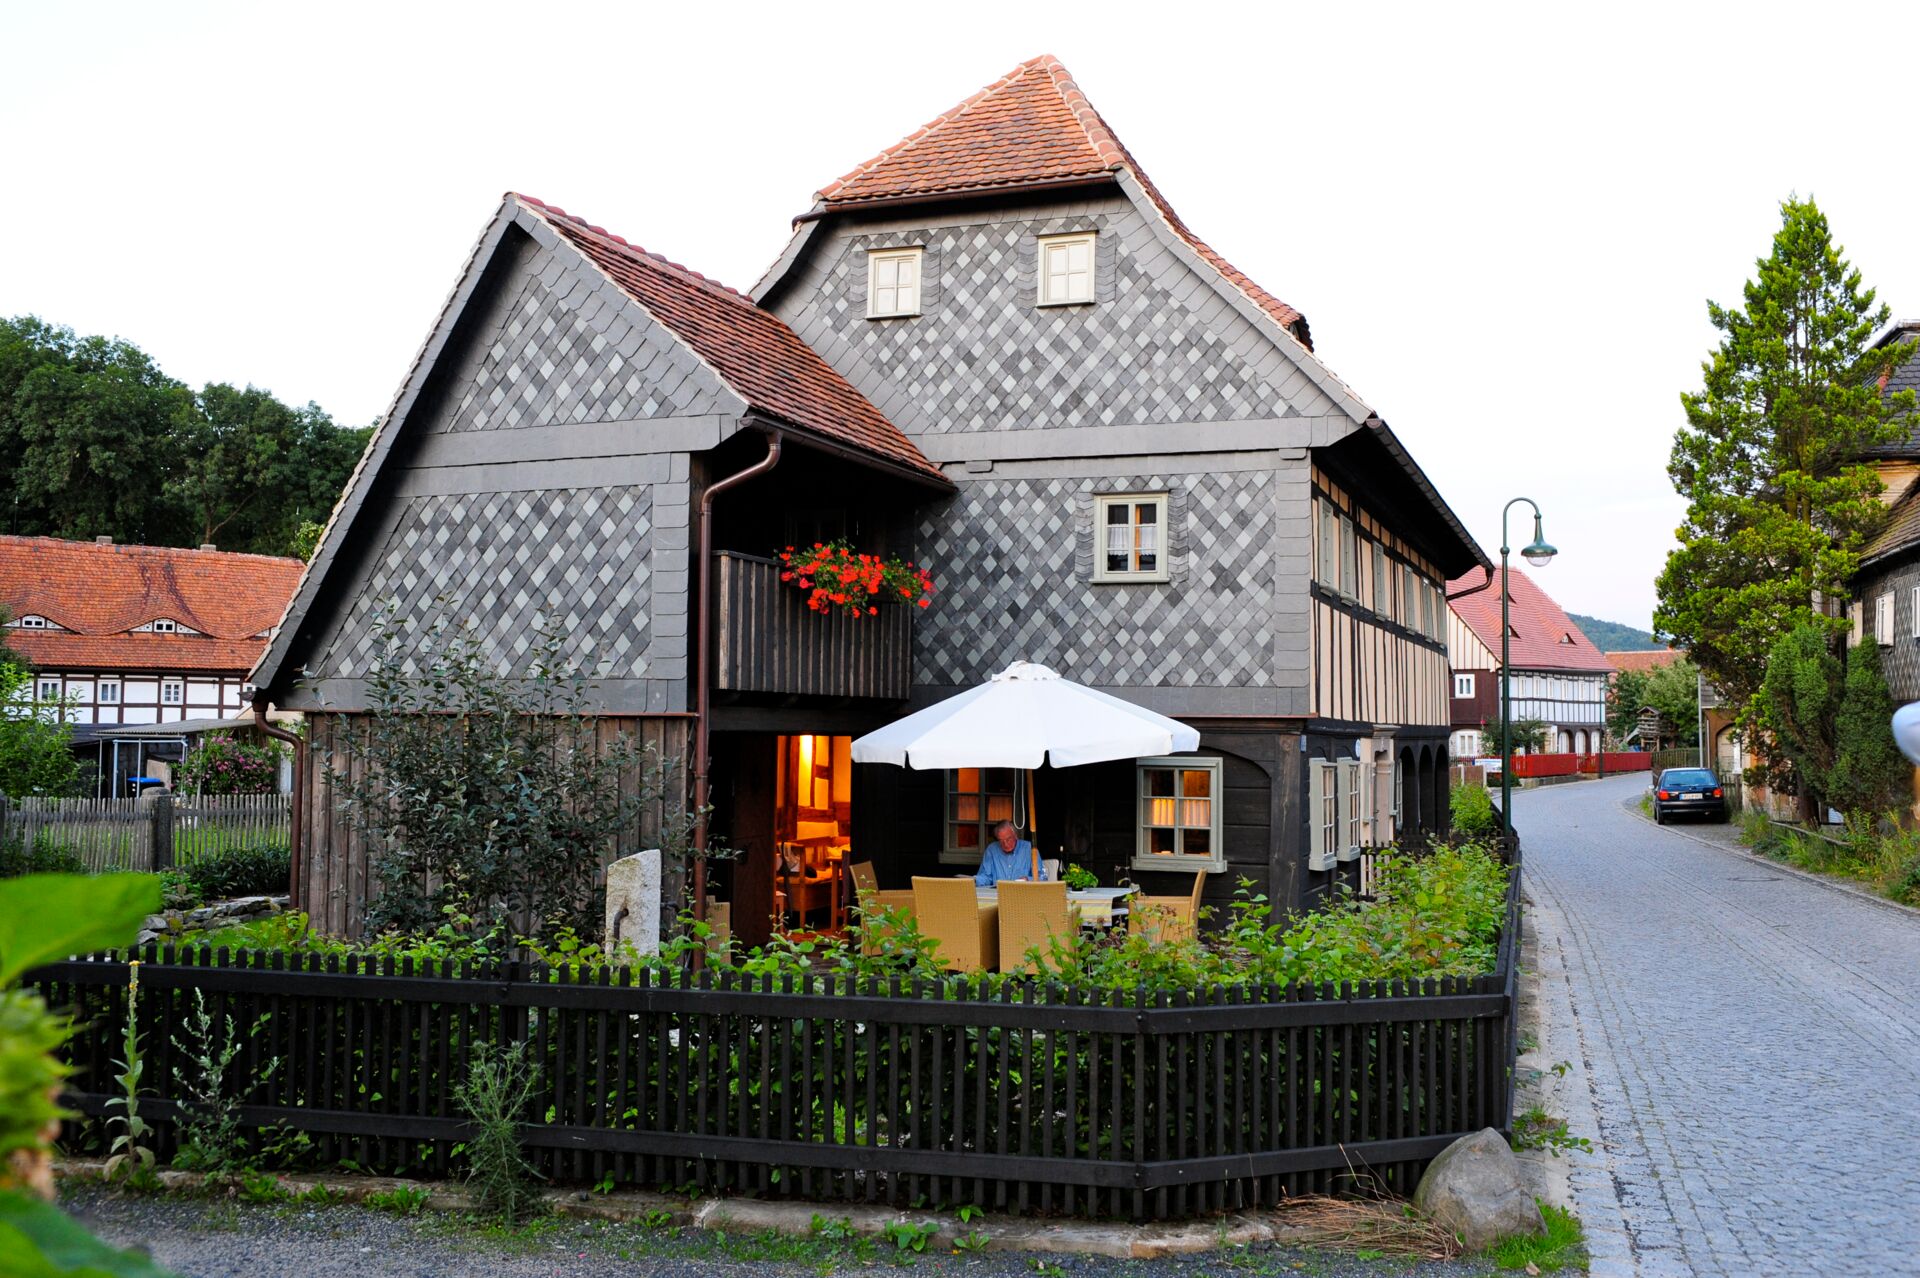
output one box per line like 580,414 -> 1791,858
974,839 -> 1044,888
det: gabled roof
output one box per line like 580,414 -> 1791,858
0,536 -> 301,674
515,196 -> 944,484
808,55 -> 1309,347
1446,567 -> 1613,674
1605,649 -> 1686,675
1862,481 -> 1920,567
1864,318 -> 1920,459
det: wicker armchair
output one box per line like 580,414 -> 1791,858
912,876 -> 998,972
996,880 -> 1072,974
850,861 -> 915,956
1132,871 -> 1206,943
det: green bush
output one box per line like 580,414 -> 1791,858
1450,783 -> 1497,835
0,832 -> 86,878
185,843 -> 290,900
157,867 -> 200,910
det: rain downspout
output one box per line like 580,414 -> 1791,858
691,427 -> 783,930
253,703 -> 306,910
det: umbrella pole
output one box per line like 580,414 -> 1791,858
1027,769 -> 1039,879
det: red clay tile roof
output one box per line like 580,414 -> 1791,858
1605,649 -> 1686,675
814,55 -> 1310,347
514,196 -> 946,484
0,536 -> 302,674
1446,567 -> 1614,674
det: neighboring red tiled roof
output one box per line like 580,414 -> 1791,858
1605,649 -> 1686,675
1446,567 -> 1614,674
0,536 -> 301,674
514,196 -> 946,484
813,56 -> 1310,347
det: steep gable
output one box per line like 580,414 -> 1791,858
1447,568 -> 1612,675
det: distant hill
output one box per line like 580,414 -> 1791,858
1568,613 -> 1662,652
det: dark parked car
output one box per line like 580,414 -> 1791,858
1652,767 -> 1728,824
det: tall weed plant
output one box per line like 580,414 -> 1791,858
453,1039 -> 544,1222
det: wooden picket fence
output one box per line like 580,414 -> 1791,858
35,839 -> 1523,1220
3,793 -> 290,872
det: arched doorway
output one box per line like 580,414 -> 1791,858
1397,745 -> 1419,840
1419,744 -> 1442,833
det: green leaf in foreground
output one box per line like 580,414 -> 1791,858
0,874 -> 158,987
0,1188 -> 180,1277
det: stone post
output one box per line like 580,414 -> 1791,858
604,848 -> 662,957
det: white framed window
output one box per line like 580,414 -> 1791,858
161,680 -> 184,705
15,614 -> 47,628
1094,493 -> 1170,583
1338,516 -> 1358,599
1912,586 -> 1919,639
36,679 -> 60,702
941,766 -> 1019,863
1338,758 -> 1365,862
1454,673 -> 1476,699
866,247 -> 922,318
1876,592 -> 1896,646
1134,756 -> 1224,873
150,618 -> 178,634
1316,500 -> 1338,587
1391,757 -> 1404,834
97,679 -> 121,705
1037,232 -> 1096,306
1309,759 -> 1339,871
1371,541 -> 1388,615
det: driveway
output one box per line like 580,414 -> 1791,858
1517,775 -> 1920,1277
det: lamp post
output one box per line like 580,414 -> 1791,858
1500,499 -> 1558,838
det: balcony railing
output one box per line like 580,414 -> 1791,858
711,551 -> 911,700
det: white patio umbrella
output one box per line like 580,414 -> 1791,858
850,661 -> 1200,770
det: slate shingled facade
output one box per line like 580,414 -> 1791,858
255,55 -> 1488,935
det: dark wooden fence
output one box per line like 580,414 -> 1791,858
2,793 -> 289,873
35,843 -> 1521,1221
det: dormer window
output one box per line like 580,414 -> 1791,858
866,247 -> 922,318
151,618 -> 178,633
16,614 -> 47,628
1037,232 -> 1096,306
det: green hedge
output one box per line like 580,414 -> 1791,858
184,842 -> 291,900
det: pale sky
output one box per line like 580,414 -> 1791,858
5,2 -> 1917,631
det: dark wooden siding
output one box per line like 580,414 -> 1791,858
712,552 -> 911,700
300,713 -> 690,938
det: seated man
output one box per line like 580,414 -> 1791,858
974,819 -> 1047,888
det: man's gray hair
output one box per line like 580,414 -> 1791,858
992,819 -> 1017,835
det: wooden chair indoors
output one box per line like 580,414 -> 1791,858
911,876 -> 998,972
850,861 -> 915,956
1133,870 -> 1206,943
996,879 -> 1072,974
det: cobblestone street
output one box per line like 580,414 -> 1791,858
1518,775 -> 1920,1277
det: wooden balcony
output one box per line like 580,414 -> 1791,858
711,552 -> 911,700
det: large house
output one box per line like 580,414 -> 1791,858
0,535 -> 304,793
1447,567 -> 1611,758
252,56 -> 1489,940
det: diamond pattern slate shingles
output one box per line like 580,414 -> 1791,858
0,535 -> 302,673
915,471 -> 1277,688
1449,567 -> 1613,674
316,486 -> 654,681
514,196 -> 945,483
814,55 -> 1309,345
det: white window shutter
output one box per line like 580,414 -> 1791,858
1308,762 -> 1335,872
1338,759 -> 1362,861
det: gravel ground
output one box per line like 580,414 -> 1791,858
62,1185 -> 1522,1278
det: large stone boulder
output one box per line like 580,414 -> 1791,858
1413,1128 -> 1545,1251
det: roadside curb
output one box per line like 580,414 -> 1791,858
54,1159 -> 1324,1260
1621,796 -> 1920,922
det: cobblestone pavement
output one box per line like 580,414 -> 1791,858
1517,776 -> 1920,1277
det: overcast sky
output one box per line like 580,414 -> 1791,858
5,2 -> 1917,630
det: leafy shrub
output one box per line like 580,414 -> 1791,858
1450,783 -> 1497,835
186,843 -> 290,900
0,832 -> 85,878
175,734 -> 285,795
157,868 -> 200,910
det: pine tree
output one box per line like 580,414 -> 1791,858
1656,199 -> 1918,748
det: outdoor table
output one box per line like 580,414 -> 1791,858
975,884 -> 1137,928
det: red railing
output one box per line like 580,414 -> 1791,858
1503,751 -> 1650,778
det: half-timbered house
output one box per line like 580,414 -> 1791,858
252,55 -> 1489,937
1446,567 -> 1610,758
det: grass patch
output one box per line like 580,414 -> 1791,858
1485,1202 -> 1586,1272
1739,809 -> 1920,907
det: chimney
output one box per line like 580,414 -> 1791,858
199,543 -> 216,552
94,535 -> 112,545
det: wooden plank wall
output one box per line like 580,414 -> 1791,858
300,713 -> 691,937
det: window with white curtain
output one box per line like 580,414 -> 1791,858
1876,592 -> 1895,645
1094,493 -> 1169,582
1134,757 -> 1224,872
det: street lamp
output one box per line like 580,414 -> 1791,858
1500,499 -> 1557,837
